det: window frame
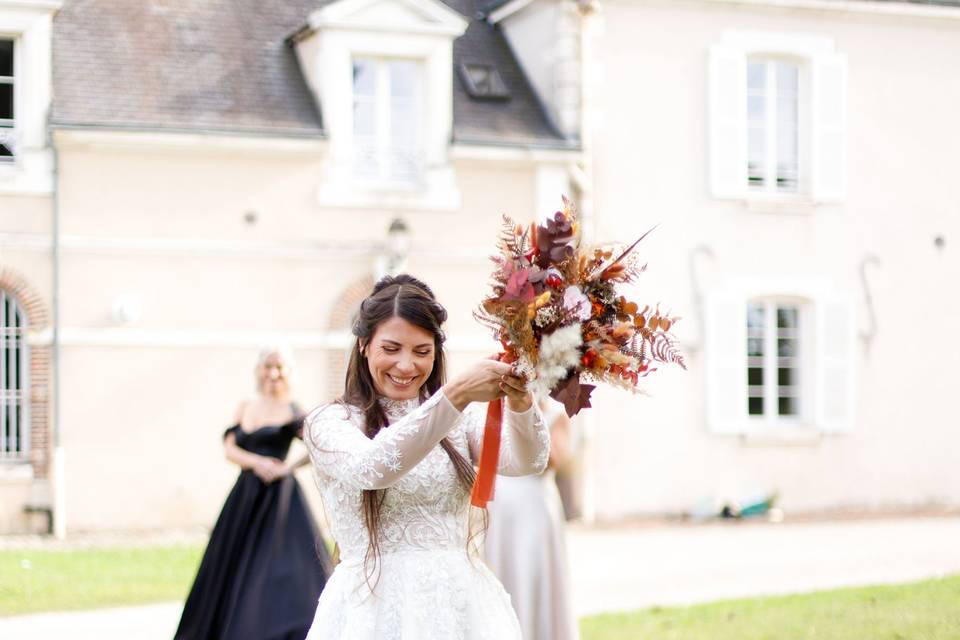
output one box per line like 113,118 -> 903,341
746,56 -> 807,196
705,277 -> 855,438
351,55 -> 426,188
708,31 -> 845,206
0,2 -> 60,195
0,35 -> 15,163
746,297 -> 810,428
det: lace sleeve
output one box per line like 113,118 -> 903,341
305,391 -> 463,491
463,402 -> 550,477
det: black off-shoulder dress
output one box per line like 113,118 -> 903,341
174,412 -> 331,640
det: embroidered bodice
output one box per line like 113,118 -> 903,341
304,392 -> 549,565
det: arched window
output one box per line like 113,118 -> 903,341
0,289 -> 27,460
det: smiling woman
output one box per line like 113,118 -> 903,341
365,316 -> 436,400
302,274 -> 551,640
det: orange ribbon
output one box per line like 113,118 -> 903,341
469,398 -> 503,508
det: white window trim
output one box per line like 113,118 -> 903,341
0,1 -> 60,196
705,276 -> 856,440
292,0 -> 468,212
709,30 -> 846,210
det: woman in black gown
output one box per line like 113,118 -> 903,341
175,347 -> 331,640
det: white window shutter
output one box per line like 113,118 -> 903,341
705,288 -> 747,434
708,45 -> 747,199
811,53 -> 847,202
815,292 -> 855,433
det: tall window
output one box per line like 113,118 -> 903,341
0,38 -> 14,162
0,290 -> 27,459
352,57 -> 423,184
747,300 -> 803,422
747,59 -> 799,193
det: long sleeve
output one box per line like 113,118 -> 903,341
464,402 -> 550,477
305,391 -> 462,491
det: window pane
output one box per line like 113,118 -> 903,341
777,62 -> 798,93
389,60 -> 419,99
0,40 -> 12,78
777,307 -> 798,329
777,367 -> 794,386
778,396 -> 798,416
776,62 -> 799,192
352,58 -> 379,179
353,99 -> 376,137
389,61 -> 421,182
0,84 -> 12,120
777,338 -> 796,358
747,304 -> 765,329
747,302 -> 766,416
747,62 -> 767,189
352,59 -> 376,96
390,98 -> 417,148
747,61 -> 766,90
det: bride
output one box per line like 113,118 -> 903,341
304,274 -> 549,639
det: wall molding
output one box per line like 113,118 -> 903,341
28,327 -> 497,352
51,127 -> 326,156
0,232 -> 491,262
694,0 -> 960,20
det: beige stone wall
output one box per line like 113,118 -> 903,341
581,0 -> 960,519
0,195 -> 54,534
48,136 -> 538,532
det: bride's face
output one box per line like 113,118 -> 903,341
365,315 -> 436,401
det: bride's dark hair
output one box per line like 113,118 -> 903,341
342,273 -> 476,585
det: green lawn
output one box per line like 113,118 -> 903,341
0,545 -> 203,616
2,545 -> 959,640
581,574 -> 960,640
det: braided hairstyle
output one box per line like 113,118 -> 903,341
341,274 -> 477,586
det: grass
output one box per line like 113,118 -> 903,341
0,545 -> 203,616
581,574 -> 960,640
2,545 -> 958,640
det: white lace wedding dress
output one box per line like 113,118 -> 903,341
303,390 -> 550,640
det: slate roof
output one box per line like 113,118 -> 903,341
52,0 -> 324,137
51,0 -> 568,147
444,0 -> 567,147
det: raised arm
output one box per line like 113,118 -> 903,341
305,391 -> 463,491
463,402 -> 550,477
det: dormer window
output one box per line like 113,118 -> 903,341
352,57 -> 424,184
459,63 -> 509,100
290,0 -> 469,210
0,38 -> 14,162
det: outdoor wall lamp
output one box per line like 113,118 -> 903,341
385,217 -> 411,276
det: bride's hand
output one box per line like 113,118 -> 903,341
444,358 -> 516,411
499,369 -> 533,413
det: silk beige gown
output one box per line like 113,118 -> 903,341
484,403 -> 578,640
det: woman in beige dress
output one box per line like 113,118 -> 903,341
484,399 -> 578,640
